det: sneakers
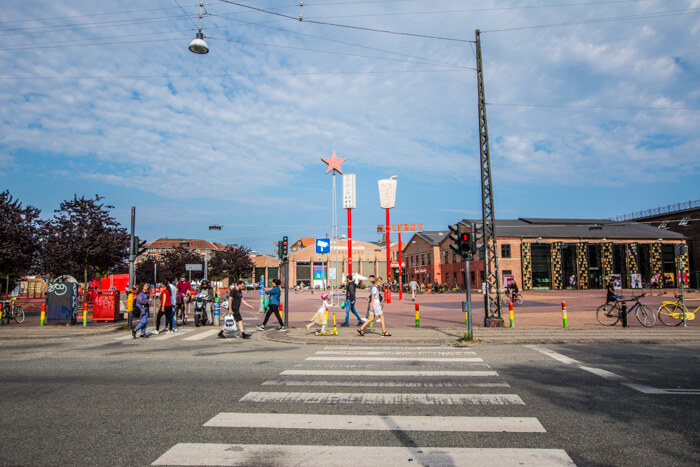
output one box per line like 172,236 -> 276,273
277,327 -> 287,332
340,323 -> 349,327
131,329 -> 136,339
241,332 -> 252,339
256,325 -> 265,331
140,333 -> 149,338
218,330 -> 225,338
153,330 -> 160,335
173,328 -> 178,332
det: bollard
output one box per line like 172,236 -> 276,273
415,303 -> 420,327
83,302 -> 88,327
509,301 -> 514,328
0,302 -> 3,326
279,302 -> 285,323
620,301 -> 629,328
213,297 -> 220,326
41,304 -> 46,326
561,301 -> 568,328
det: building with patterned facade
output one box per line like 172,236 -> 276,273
402,219 -> 687,290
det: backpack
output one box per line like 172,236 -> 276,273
376,286 -> 383,303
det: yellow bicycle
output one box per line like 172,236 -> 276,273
657,296 -> 699,326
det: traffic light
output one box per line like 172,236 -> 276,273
133,236 -> 148,257
460,231 -> 473,256
448,224 -> 462,255
282,236 -> 288,259
276,241 -> 283,259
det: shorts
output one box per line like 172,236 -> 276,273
231,308 -> 242,322
372,301 -> 383,316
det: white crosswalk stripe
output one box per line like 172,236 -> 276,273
153,444 -> 575,466
240,391 -> 524,405
152,329 -> 193,340
152,345 -> 575,466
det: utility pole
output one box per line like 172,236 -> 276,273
476,29 -> 503,327
128,206 -> 135,328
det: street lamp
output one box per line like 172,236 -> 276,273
188,2 -> 209,55
378,175 -> 398,304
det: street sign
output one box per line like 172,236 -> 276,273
185,264 -> 203,271
342,174 -> 356,209
315,238 -> 330,254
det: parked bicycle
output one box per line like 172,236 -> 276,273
657,295 -> 698,326
596,294 -> 655,327
0,298 -> 25,324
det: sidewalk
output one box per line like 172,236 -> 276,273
262,326 -> 700,346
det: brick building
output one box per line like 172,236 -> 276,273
403,218 -> 687,291
612,200 -> 699,287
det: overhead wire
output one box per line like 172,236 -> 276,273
487,102 -> 700,111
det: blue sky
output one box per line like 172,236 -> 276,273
1,0 -> 698,256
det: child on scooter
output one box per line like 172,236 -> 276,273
306,292 -> 332,334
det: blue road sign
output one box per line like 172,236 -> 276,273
315,238 -> 330,254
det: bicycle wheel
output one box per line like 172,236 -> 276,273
657,303 -> 684,326
13,306 -> 25,324
635,304 -> 655,328
597,303 -> 620,326
515,294 -> 523,306
176,306 -> 184,326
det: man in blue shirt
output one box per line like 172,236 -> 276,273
257,279 -> 285,331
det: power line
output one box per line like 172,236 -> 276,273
173,0 -> 199,28
487,102 -> 700,111
216,0 -> 475,43
482,7 -> 700,33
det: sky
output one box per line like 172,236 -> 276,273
1,0 -> 699,256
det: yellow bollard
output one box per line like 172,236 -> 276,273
41,304 -> 46,326
83,303 -> 88,327
509,301 -> 514,328
415,303 -> 420,327
561,301 -> 568,328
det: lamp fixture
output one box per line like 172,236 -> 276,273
188,2 -> 209,54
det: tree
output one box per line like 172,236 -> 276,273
40,195 -> 129,294
160,247 -> 205,282
0,190 -> 42,293
209,245 -> 255,283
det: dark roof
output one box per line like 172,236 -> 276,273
415,231 -> 449,246
458,218 -> 684,240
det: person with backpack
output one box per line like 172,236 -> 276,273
358,276 -> 390,336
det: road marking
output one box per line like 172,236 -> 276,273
323,346 -> 469,351
307,356 -> 483,362
183,329 -> 220,341
262,379 -> 510,388
114,334 -> 134,340
281,369 -> 498,377
152,328 -> 193,340
315,350 -> 477,356
152,444 -> 574,466
204,413 -> 545,432
527,345 -> 580,365
295,363 -> 492,369
239,392 -> 524,405
530,345 -> 700,395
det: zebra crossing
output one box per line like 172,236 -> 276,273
152,345 -> 576,466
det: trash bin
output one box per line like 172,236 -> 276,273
92,289 -> 121,322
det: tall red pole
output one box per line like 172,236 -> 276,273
398,233 -> 403,300
347,209 -> 352,276
386,208 -> 391,304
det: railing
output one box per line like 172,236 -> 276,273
610,199 -> 699,222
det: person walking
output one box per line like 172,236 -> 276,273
197,279 -> 215,325
176,275 -> 191,321
223,280 -> 254,338
341,275 -> 366,327
132,283 -> 151,338
154,279 -> 174,334
257,278 -> 285,331
168,279 -> 178,332
358,276 -> 390,337
409,279 -> 418,301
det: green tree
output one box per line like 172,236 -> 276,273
209,245 -> 254,283
0,190 -> 42,293
40,195 -> 129,295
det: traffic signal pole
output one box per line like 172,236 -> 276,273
128,206 -> 135,328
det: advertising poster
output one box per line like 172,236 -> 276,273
313,266 -> 326,280
663,273 -> 675,287
630,273 -> 642,289
503,275 -> 515,289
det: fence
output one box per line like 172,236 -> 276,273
610,199 -> 699,222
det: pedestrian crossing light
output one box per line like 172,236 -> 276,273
282,236 -> 289,260
460,232 -> 473,256
134,236 -> 148,257
448,224 -> 462,255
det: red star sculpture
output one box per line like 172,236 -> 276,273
321,149 -> 346,174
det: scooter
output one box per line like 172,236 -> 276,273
193,292 -> 209,327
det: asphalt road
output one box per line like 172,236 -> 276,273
0,331 -> 698,466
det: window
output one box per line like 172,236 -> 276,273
427,253 -> 431,265
501,244 -> 511,258
658,222 -> 669,230
421,254 -> 425,266
679,217 -> 691,226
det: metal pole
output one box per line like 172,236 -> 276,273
398,233 -> 403,300
465,259 -> 472,338
204,255 -> 208,281
680,253 -> 686,327
128,206 -> 135,328
284,261 -> 289,328
348,208 -> 353,276
386,208 -> 391,303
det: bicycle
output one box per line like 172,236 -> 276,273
510,292 -> 524,306
596,294 -> 655,327
0,298 -> 25,324
657,295 -> 699,326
